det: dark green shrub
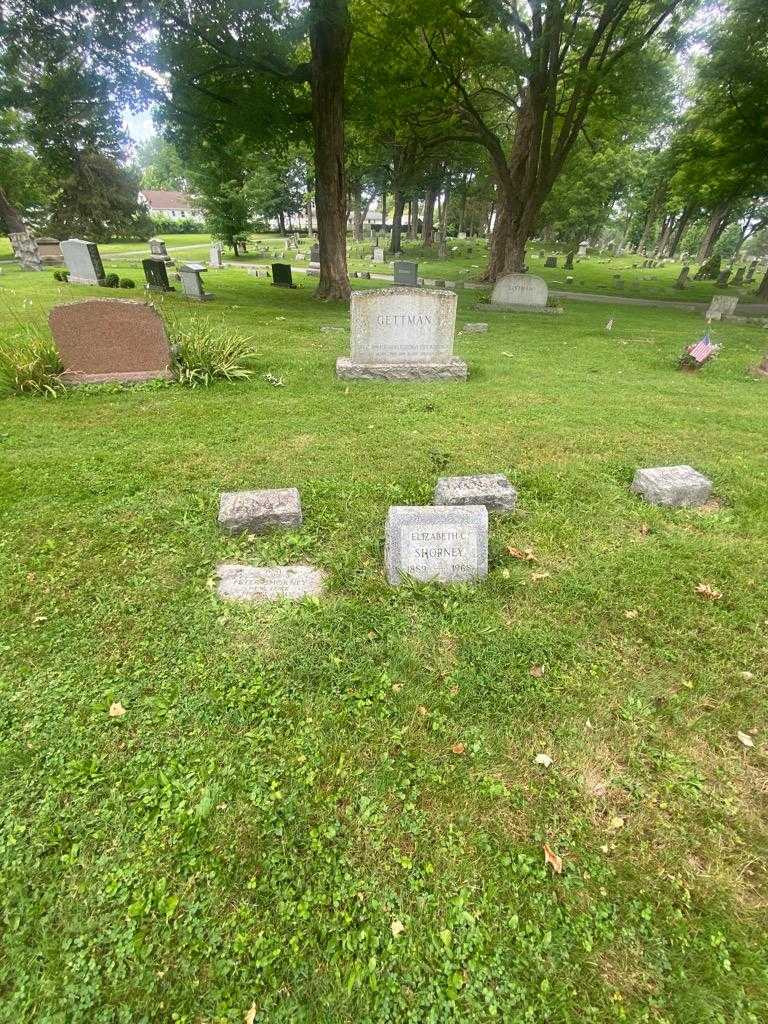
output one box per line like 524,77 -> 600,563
119,278 -> 136,289
104,272 -> 120,288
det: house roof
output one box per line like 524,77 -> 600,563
140,190 -> 195,210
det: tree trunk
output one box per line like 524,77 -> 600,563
305,197 -> 313,234
389,190 -> 405,254
667,204 -> 693,257
437,185 -> 451,259
757,267 -> 768,301
351,179 -> 364,242
309,0 -> 351,300
278,211 -> 286,235
381,192 -> 387,229
655,214 -> 674,257
697,202 -> 731,261
458,178 -> 468,235
481,200 -> 510,281
0,185 -> 43,271
422,188 -> 436,247
408,196 -> 418,240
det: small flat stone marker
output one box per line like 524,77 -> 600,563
463,322 -> 488,333
217,564 -> 324,601
385,505 -> 488,585
218,488 -> 302,535
630,466 -> 713,508
434,474 -> 517,512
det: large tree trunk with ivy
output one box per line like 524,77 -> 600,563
0,185 -> 43,271
309,0 -> 351,300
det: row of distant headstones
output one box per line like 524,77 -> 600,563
215,467 -> 714,602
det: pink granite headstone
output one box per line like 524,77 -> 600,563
49,299 -> 172,383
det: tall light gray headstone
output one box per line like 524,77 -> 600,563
209,243 -> 224,269
61,239 -> 105,285
179,262 -> 213,301
385,505 -> 488,585
336,287 -> 466,381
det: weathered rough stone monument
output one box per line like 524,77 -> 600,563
385,505 -> 488,585
49,299 -> 172,383
9,230 -> 43,271
674,266 -> 690,289
336,287 -> 466,381
631,466 -> 713,508
61,239 -> 105,285
179,262 -> 213,301
479,273 -> 561,314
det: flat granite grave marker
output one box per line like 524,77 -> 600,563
631,466 -> 713,508
216,564 -> 324,602
61,238 -> 105,285
463,322 -> 488,333
479,273 -> 561,314
336,287 -> 466,381
434,474 -> 517,512
142,257 -> 174,292
272,263 -> 296,288
394,261 -> 419,287
385,505 -> 488,585
218,488 -> 302,535
706,295 -> 738,320
179,262 -> 213,301
49,299 -> 172,383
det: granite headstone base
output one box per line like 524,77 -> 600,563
217,564 -> 324,601
336,357 -> 468,382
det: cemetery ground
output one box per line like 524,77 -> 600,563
1,262 -> 767,1022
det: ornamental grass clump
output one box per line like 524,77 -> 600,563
0,330 -> 65,398
169,315 -> 258,388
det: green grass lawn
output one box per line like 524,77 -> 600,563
1,264 -> 767,1022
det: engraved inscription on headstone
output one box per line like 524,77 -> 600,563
480,273 -> 560,313
385,505 -> 488,585
335,287 -> 466,381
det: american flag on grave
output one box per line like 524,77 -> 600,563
686,334 -> 716,365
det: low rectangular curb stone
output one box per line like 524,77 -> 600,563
217,564 -> 324,601
218,488 -> 303,534
434,474 -> 517,511
463,323 -> 488,333
385,505 -> 488,585
631,466 -> 713,507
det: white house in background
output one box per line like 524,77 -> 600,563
139,189 -> 204,221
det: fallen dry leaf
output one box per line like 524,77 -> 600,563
535,753 -> 553,768
624,609 -> 639,619
737,731 -> 754,748
507,545 -> 536,562
740,671 -> 755,681
695,582 -> 723,601
390,919 -> 405,938
608,815 -> 625,831
417,705 -> 428,717
392,683 -> 402,693
529,665 -> 545,678
245,1003 -> 257,1024
531,571 -> 551,582
108,702 -> 126,718
639,523 -> 651,537
451,742 -> 466,755
543,843 -> 563,874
